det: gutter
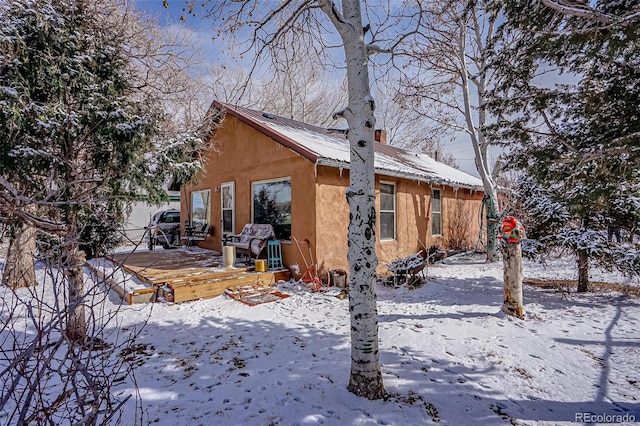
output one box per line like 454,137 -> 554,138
315,158 -> 484,192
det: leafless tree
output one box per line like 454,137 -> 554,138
188,0 -> 422,399
373,77 -> 459,166
249,31 -> 349,127
398,0 -> 504,261
0,257 -> 149,424
203,63 -> 256,106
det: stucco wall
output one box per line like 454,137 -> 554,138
313,167 -> 350,275
440,186 -> 484,251
182,113 -> 319,271
314,167 -> 484,275
183,111 -> 484,277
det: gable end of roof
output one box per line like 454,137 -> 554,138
214,101 -> 319,163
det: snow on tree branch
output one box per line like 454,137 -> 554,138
538,0 -> 612,23
537,0 -> 640,28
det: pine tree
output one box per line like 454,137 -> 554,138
489,0 -> 640,291
0,0 -> 206,340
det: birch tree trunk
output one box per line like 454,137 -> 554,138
457,9 -> 500,262
399,2 -> 503,261
319,0 -> 385,400
2,221 -> 37,289
502,242 -> 524,319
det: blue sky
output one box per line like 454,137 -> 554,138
135,0 -> 213,32
133,1 -> 486,176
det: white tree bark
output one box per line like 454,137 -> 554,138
539,0 -> 614,23
195,0 -> 391,399
456,6 -> 500,262
399,2 -> 502,261
319,0 -> 385,400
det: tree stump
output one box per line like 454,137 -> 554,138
502,242 -> 524,319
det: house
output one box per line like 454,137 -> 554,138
181,101 -> 485,275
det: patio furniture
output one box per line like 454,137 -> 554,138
267,240 -> 283,270
225,223 -> 276,258
181,223 -> 210,248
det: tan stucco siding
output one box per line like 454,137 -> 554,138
430,185 -> 484,251
182,114 -> 318,269
183,112 -> 484,277
314,171 -> 484,275
377,178 -> 430,270
314,166 -> 351,276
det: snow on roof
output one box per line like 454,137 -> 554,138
216,101 -> 484,191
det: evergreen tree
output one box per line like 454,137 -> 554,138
0,0 -> 206,340
488,0 -> 640,291
253,188 -> 287,228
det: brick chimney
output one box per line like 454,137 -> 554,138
375,129 -> 387,144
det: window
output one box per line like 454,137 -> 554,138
221,182 -> 235,238
379,182 -> 396,240
431,189 -> 442,236
252,178 -> 291,240
191,190 -> 211,227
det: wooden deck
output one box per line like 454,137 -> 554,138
104,250 -> 289,304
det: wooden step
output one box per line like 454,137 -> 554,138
169,272 -> 274,303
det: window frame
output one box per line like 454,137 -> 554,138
251,177 -> 292,241
431,189 -> 442,236
190,189 -> 211,228
379,181 -> 396,241
221,181 -> 235,238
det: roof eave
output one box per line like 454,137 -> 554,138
315,158 -> 484,191
214,101 -> 319,163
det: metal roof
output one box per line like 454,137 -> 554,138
214,101 -> 484,191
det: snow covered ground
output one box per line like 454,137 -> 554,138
2,250 -> 639,425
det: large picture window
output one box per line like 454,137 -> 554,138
379,182 -> 396,240
191,189 -> 211,227
252,178 -> 291,240
431,189 -> 442,236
